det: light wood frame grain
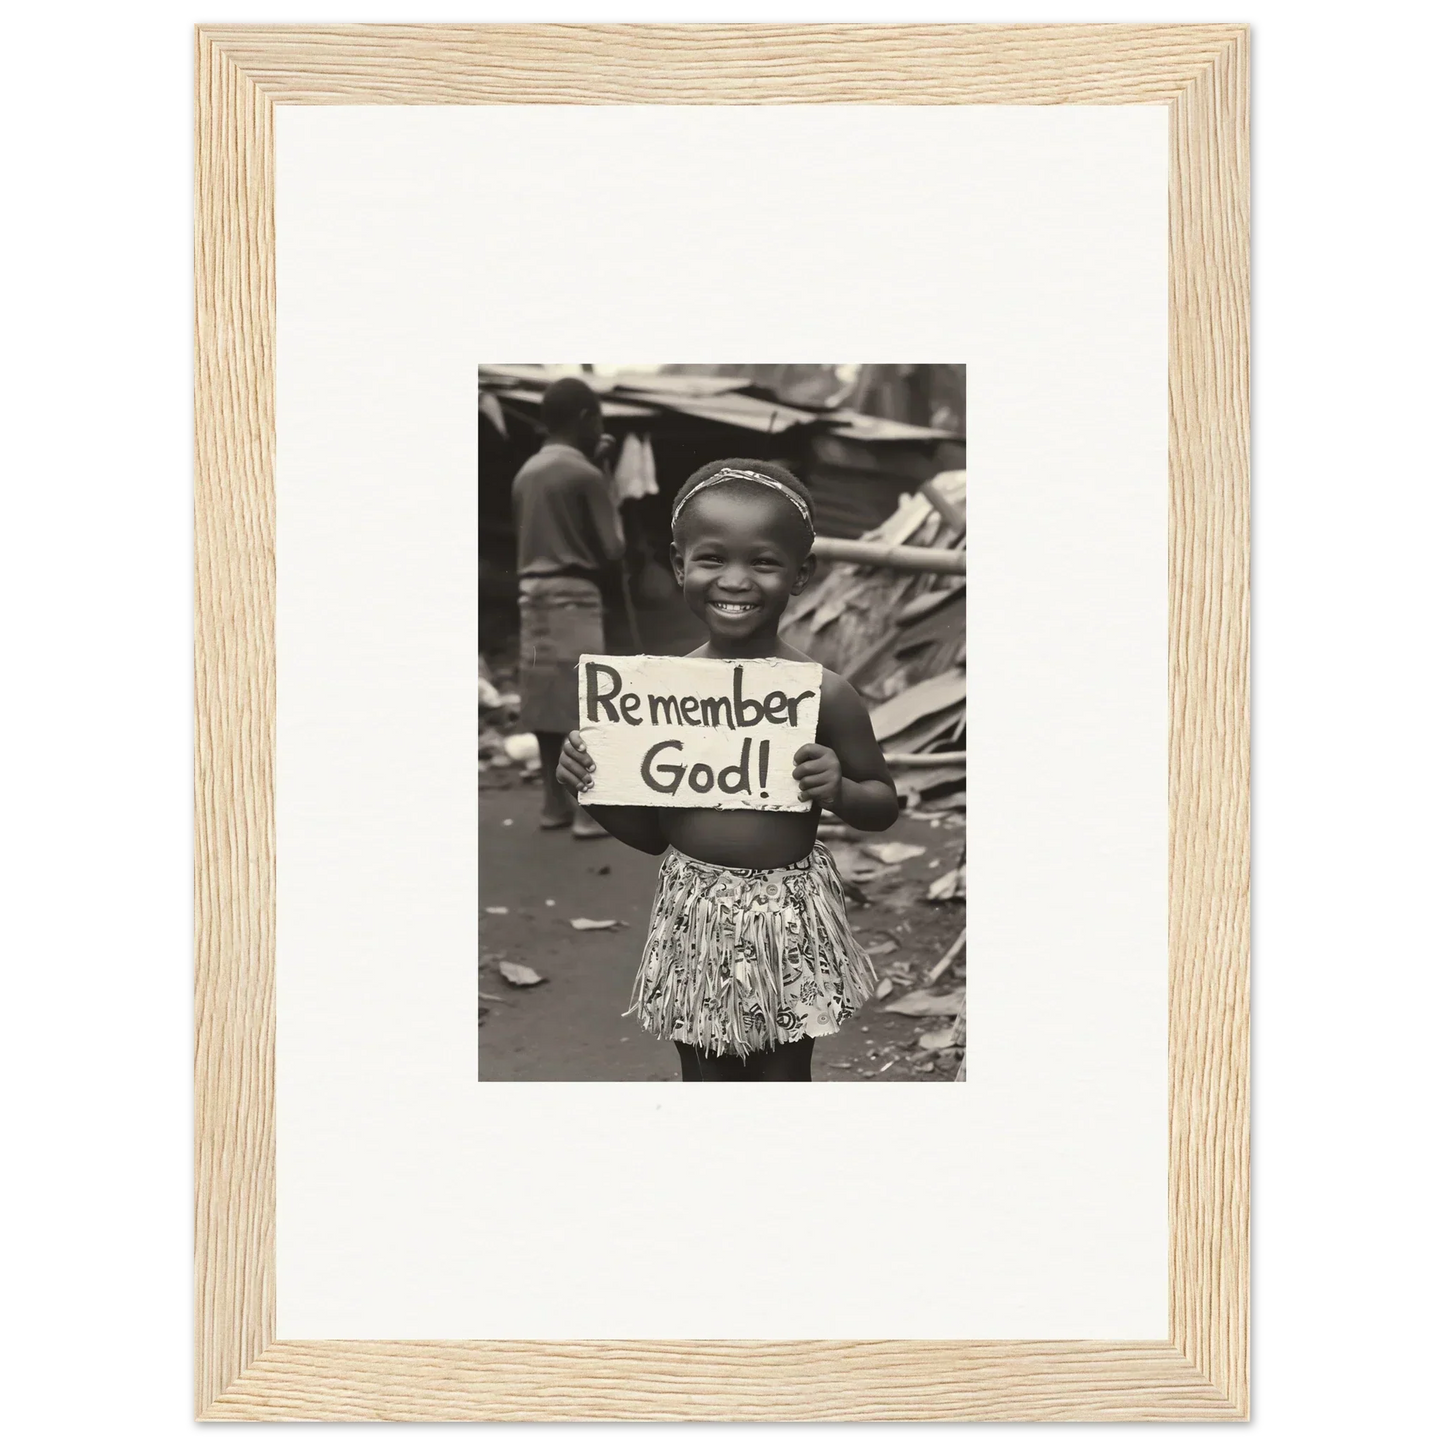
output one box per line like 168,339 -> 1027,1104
196,23 -> 1248,1421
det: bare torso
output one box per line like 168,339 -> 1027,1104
656,639 -> 824,867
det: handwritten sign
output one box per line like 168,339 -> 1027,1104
577,654 -> 822,811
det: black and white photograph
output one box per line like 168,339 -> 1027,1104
477,364 -> 967,1082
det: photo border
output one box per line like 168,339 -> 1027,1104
195,22 -> 1248,1420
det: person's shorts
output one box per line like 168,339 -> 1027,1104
516,575 -> 604,734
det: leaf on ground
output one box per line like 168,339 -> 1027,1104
917,1028 -> 955,1050
484,905 -> 509,915
570,917 -> 620,931
874,978 -> 895,1001
877,883 -> 922,910
884,988 -> 966,1017
478,990 -> 507,1003
926,867 -> 964,901
497,960 -> 545,987
865,939 -> 898,957
829,843 -> 901,884
862,841 -> 928,865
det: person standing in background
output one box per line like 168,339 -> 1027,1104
512,377 -> 623,838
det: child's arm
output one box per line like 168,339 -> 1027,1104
557,731 -> 669,855
793,672 -> 900,833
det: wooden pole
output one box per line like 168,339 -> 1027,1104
620,570 -> 642,653
616,511 -> 642,653
926,925 -> 967,985
810,537 -> 966,575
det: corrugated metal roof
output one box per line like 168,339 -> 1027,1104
477,364 -> 561,386
478,369 -> 959,441
609,373 -> 752,397
827,409 -> 963,443
481,384 -> 659,420
626,390 -> 820,433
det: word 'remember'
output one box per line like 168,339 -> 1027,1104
584,661 -> 816,731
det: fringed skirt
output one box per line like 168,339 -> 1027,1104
626,845 -> 876,1060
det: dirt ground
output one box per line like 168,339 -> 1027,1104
478,773 -> 965,1082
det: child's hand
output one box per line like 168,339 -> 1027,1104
793,743 -> 842,807
557,731 -> 595,797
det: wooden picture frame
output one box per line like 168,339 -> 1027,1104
195,23 -> 1248,1421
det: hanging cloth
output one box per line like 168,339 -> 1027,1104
614,432 -> 659,501
478,389 -> 508,438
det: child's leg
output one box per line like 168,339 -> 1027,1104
533,730 -> 573,827
740,1038 -> 814,1081
697,1047 -> 747,1081
676,1039 -> 814,1081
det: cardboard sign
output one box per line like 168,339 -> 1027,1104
576,654 -> 822,811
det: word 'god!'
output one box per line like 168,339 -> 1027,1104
584,660 -> 818,801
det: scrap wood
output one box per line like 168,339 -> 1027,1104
871,488 -> 944,548
896,578 -> 966,624
886,750 -> 967,767
895,768 -> 965,814
884,988 -> 965,1017
926,925 -> 967,985
780,473 -> 967,727
846,591 -> 965,694
927,794 -> 968,813
918,478 -> 966,532
950,998 -> 967,1046
890,594 -> 966,658
881,705 -> 964,758
917,1027 -> 956,1051
878,471 -> 965,548
927,866 -> 965,901
869,670 -> 967,743
895,765 -> 968,802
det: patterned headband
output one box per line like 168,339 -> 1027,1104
670,467 -> 814,533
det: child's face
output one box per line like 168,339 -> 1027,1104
671,490 -> 815,643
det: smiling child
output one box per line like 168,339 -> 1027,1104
555,459 -> 899,1081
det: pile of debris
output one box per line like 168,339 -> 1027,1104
478,659 -> 529,779
782,471 -> 966,812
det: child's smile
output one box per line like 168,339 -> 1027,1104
671,490 -> 814,649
